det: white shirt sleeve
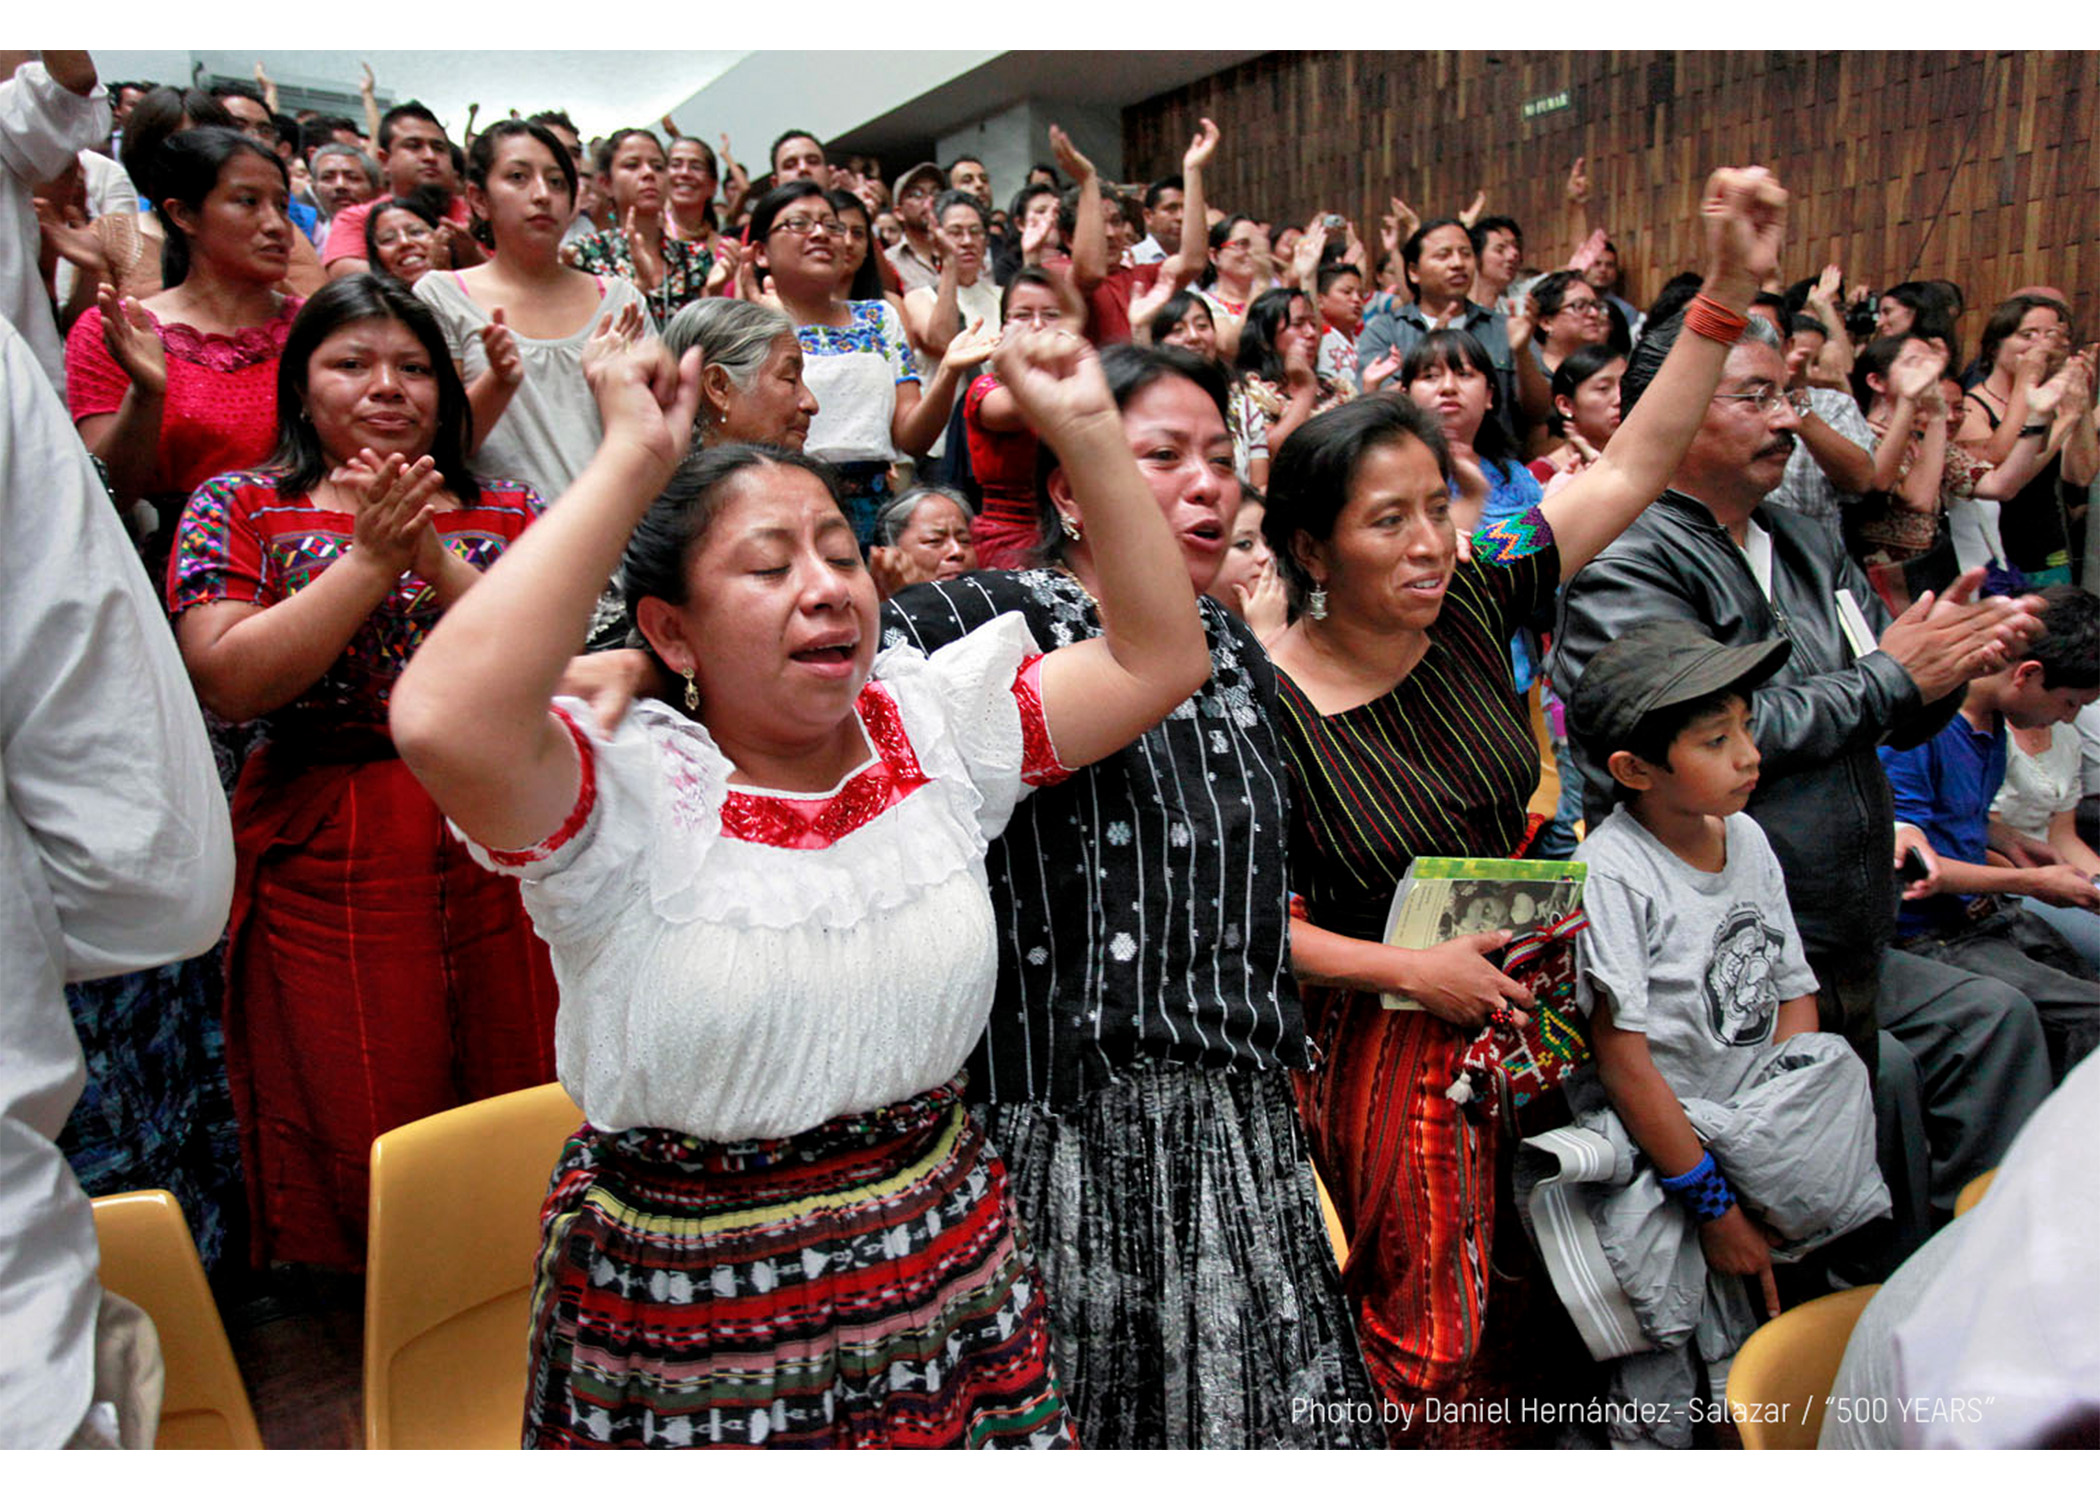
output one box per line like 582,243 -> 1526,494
0,311 -> 232,1446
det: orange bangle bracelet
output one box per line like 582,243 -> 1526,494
1685,291 -> 1749,343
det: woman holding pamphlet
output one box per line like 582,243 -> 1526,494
1259,166 -> 1788,1445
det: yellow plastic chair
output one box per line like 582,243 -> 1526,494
363,1081 -> 582,1449
1726,1284 -> 1880,1449
90,1189 -> 263,1449
1312,1165 -> 1349,1267
1953,1167 -> 1996,1218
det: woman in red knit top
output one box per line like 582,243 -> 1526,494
67,126 -> 302,582
964,269 -> 1073,566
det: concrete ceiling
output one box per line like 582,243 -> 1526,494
830,50 -> 1266,156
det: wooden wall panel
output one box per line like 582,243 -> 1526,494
1122,51 -> 2095,350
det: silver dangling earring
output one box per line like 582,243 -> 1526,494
682,668 -> 700,712
1060,513 -> 1082,542
1308,586 -> 1329,621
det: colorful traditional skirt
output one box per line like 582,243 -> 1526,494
980,1064 -> 1383,1449
225,743 -> 559,1268
524,1077 -> 1075,1448
61,953 -> 243,1270
1294,991 -> 1598,1448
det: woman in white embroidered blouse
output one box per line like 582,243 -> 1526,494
388,323 -> 1209,1449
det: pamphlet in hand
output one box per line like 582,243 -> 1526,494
1379,856 -> 1586,1010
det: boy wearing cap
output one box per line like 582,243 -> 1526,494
1563,621 -> 1886,1447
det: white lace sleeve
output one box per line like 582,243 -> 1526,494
452,696 -> 663,944
875,610 -> 1069,843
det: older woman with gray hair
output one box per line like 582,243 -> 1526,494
582,299 -> 821,650
869,484 -> 979,597
660,296 -> 818,450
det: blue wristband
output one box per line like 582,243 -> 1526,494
1659,1150 -> 1737,1223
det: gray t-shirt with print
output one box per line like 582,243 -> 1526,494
1574,806 -> 1818,1104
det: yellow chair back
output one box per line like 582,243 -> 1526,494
1727,1284 -> 1880,1449
363,1081 -> 582,1449
91,1189 -> 263,1449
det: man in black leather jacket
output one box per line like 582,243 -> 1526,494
1551,314 -> 2054,1266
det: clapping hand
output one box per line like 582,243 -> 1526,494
941,316 -> 1001,374
1503,293 -> 1537,353
1362,345 -> 1404,393
704,239 -> 737,296
95,284 -> 165,394
1886,341 -> 1946,406
581,314 -> 702,483
623,205 -> 663,289
434,219 -> 483,270
1698,165 -> 1788,299
1812,261 -> 1844,310
344,451 -> 445,579
1380,196 -> 1418,257
478,307 -> 522,390
1292,219 -> 1329,287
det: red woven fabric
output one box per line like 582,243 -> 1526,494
224,749 -> 559,1268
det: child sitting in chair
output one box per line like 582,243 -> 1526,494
1558,621 -> 1889,1448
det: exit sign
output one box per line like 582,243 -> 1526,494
1523,90 -> 1572,119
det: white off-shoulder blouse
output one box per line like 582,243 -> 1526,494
460,613 -> 1066,1141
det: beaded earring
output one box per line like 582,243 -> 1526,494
1308,586 -> 1329,621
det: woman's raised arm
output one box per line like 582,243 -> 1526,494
1537,167 -> 1788,575
391,323 -> 701,850
1014,332 -> 1213,767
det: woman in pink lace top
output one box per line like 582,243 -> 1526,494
66,125 -> 301,581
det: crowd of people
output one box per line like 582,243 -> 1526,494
6,48 -> 2099,1451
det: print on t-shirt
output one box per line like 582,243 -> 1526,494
1703,906 -> 1786,1046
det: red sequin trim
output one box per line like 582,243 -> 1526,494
483,705 -> 598,867
1013,655 -> 1071,788
717,683 -> 931,850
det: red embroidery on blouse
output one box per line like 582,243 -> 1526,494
717,683 -> 931,850
152,302 -> 301,372
483,705 -> 598,867
1013,654 -> 1071,787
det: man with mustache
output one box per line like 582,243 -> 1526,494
1550,312 -> 2055,1272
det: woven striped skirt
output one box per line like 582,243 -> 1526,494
523,1077 -> 1076,1448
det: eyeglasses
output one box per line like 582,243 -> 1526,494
942,223 -> 986,241
770,213 -> 845,238
1559,297 -> 1603,314
900,184 -> 936,202
1714,385 -> 1813,417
